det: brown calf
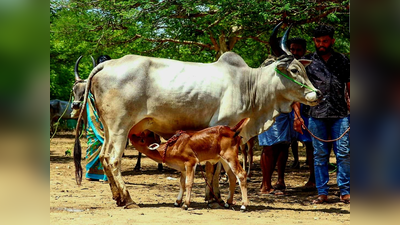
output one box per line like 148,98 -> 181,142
129,118 -> 250,211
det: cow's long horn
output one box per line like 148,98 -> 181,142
280,25 -> 292,55
90,55 -> 96,67
74,55 -> 83,81
269,21 -> 285,57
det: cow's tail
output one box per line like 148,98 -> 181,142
74,64 -> 105,185
231,118 -> 250,137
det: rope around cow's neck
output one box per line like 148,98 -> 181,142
274,67 -> 317,92
274,65 -> 350,141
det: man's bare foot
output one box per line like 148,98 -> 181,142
302,181 -> 316,190
272,182 -> 286,190
259,188 -> 275,195
340,194 -> 350,204
312,195 -> 328,204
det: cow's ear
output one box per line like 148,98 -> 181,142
298,59 -> 312,68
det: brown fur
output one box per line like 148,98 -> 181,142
129,118 -> 250,210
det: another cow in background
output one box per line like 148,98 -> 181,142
50,99 -> 73,134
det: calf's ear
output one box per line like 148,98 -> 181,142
298,59 -> 312,68
232,118 -> 250,137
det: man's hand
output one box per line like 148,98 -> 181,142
294,117 -> 304,135
346,92 -> 350,111
346,82 -> 350,112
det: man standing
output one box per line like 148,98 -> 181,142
304,25 -> 350,204
258,37 -> 313,195
258,111 -> 293,194
288,37 -> 316,190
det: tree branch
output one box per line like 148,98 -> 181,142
169,10 -> 218,19
238,36 -> 269,44
143,36 -> 214,50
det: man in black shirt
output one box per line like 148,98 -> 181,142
303,25 -> 350,204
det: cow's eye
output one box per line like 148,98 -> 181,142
290,69 -> 298,73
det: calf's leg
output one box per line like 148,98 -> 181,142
134,152 -> 142,171
205,162 -> 223,204
174,172 -> 186,207
183,163 -> 196,210
220,160 -> 237,208
221,156 -> 248,211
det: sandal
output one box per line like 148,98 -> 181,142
269,190 -> 285,196
340,195 -> 350,204
312,195 -> 328,204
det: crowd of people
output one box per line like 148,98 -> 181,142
258,24 -> 350,204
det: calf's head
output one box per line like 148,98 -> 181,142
129,131 -> 160,151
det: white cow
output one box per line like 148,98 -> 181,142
74,25 -> 321,208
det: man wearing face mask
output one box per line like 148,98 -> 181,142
303,25 -> 350,204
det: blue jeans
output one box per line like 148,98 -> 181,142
309,116 -> 350,196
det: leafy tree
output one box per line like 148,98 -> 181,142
50,0 -> 350,100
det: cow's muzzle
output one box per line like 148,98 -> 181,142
305,90 -> 322,106
71,101 -> 81,110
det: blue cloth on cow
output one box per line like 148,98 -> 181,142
258,112 -> 295,146
85,92 -> 107,181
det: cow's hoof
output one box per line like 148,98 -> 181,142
240,205 -> 247,212
174,202 -> 181,207
116,198 -> 127,207
114,196 -> 125,207
124,202 -> 139,209
182,204 -> 189,210
208,201 -> 225,209
224,202 -> 231,209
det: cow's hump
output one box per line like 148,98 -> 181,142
217,52 -> 248,68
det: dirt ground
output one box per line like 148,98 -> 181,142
50,131 -> 350,225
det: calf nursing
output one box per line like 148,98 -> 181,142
129,118 -> 250,211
